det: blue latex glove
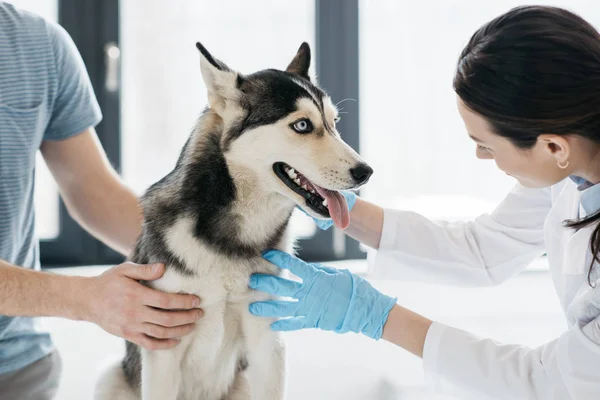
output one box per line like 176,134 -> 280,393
297,190 -> 357,230
248,250 -> 397,340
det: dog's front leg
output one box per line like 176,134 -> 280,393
244,318 -> 286,400
259,333 -> 286,400
224,370 -> 252,400
141,347 -> 183,400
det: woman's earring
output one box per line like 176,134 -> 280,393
558,159 -> 570,169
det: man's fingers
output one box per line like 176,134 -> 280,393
119,262 -> 165,281
249,300 -> 296,318
144,308 -> 203,327
142,323 -> 196,340
249,274 -> 302,297
143,286 -> 201,310
133,334 -> 179,351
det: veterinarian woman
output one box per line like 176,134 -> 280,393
249,5 -> 600,400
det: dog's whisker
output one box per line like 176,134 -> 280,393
335,98 -> 357,108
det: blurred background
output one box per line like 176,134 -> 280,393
8,0 -> 598,399
20,0 -> 532,266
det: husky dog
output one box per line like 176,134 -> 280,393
94,42 -> 373,400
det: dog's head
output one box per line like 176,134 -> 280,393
196,42 -> 372,230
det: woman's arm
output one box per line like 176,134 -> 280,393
381,304 -> 433,358
343,183 -> 552,287
251,251 -> 600,399
378,301 -> 600,399
343,197 -> 385,249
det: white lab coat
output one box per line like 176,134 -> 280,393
368,178 -> 600,399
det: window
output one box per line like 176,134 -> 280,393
120,0 -> 316,197
7,0 -> 57,21
120,0 -> 324,251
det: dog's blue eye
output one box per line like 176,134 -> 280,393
291,119 -> 313,134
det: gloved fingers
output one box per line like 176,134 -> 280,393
342,190 -> 358,210
295,206 -> 333,230
312,263 -> 339,274
294,205 -> 310,217
249,300 -> 297,318
271,317 -> 308,332
263,250 -> 311,279
249,274 -> 302,297
315,219 -> 334,230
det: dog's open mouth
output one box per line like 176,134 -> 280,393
273,162 -> 350,229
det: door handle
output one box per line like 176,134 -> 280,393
104,42 -> 120,93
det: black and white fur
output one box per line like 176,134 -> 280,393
94,42 -> 372,400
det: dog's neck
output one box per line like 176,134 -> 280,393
226,161 -> 296,247
156,110 -> 296,259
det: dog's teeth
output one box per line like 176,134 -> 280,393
302,184 -> 308,191
294,178 -> 301,186
310,189 -> 315,194
286,169 -> 297,179
289,168 -> 295,174
323,199 -> 328,207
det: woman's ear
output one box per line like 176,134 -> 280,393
538,134 -> 571,166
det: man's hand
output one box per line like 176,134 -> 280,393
81,262 -> 203,350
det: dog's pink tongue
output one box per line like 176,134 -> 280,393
314,185 -> 350,230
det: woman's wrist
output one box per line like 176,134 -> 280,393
382,304 -> 434,358
345,197 -> 384,249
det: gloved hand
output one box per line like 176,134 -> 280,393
248,249 -> 397,340
297,190 -> 357,230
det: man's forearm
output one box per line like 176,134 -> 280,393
65,175 -> 142,257
0,259 -> 87,320
41,130 -> 143,257
344,197 -> 385,249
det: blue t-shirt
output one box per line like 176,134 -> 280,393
0,2 -> 102,373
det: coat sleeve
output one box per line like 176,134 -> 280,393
421,315 -> 600,399
368,183 -> 553,286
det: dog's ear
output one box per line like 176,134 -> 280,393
286,42 -> 311,80
196,42 -> 241,114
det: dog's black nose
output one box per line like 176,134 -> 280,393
350,163 -> 373,185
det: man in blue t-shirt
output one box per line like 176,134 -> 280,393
0,3 -> 203,398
